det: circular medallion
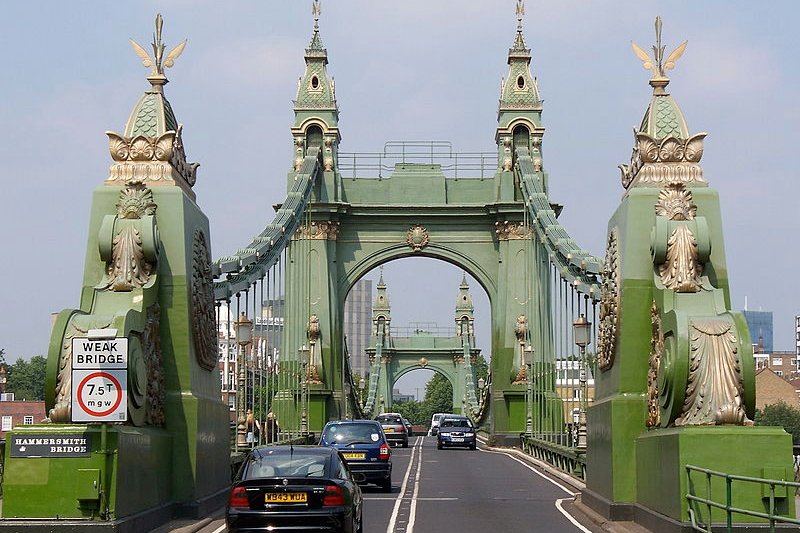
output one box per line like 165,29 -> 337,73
597,227 -> 620,371
406,225 -> 430,252
191,230 -> 218,371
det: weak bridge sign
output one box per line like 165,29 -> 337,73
71,337 -> 128,423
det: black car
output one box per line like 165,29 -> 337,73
226,445 -> 364,533
402,417 -> 413,437
436,415 -> 477,450
319,420 -> 393,492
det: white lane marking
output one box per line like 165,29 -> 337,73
406,439 -> 423,533
386,436 -> 422,533
210,524 -> 226,533
364,496 -> 457,501
556,497 -> 593,533
478,447 -> 576,496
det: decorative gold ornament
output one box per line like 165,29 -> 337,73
495,221 -> 532,241
323,136 -> 334,171
419,357 -> 428,367
295,221 -> 340,240
597,228 -> 620,371
656,184 -> 703,293
631,17 -> 687,84
619,133 -> 706,190
143,303 -> 165,426
675,319 -> 751,426
129,14 -> 187,80
646,301 -> 663,428
406,225 -> 430,252
191,230 -> 218,371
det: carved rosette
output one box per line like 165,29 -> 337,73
106,126 -> 198,190
100,182 -> 158,292
656,184 -> 703,292
619,132 -> 706,190
675,319 -> 751,426
646,302 -> 663,428
495,221 -> 532,241
597,228 -> 620,371
295,221 -> 340,240
191,230 -> 218,371
406,225 -> 430,252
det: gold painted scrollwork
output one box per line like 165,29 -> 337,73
597,228 -> 620,371
406,225 -> 430,251
655,184 -> 703,293
646,301 -> 663,428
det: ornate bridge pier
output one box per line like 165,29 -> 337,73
1,17 -> 229,531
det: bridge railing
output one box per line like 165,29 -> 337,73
338,141 -> 497,179
685,465 -> 800,531
520,434 -> 586,481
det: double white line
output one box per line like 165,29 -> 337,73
386,436 -> 423,533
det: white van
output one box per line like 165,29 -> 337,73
429,413 -> 448,436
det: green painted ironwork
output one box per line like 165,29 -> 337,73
686,465 -> 800,532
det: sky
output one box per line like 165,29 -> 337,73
1,3 -> 798,392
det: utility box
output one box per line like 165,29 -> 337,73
75,469 -> 101,502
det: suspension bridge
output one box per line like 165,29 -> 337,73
0,4 -> 796,533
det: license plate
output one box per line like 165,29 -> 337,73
451,437 -> 464,442
384,428 -> 393,432
342,452 -> 366,460
265,492 -> 307,503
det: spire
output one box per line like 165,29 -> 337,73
372,268 -> 391,330
455,273 -> 475,339
619,17 -> 707,191
107,14 -> 198,197
294,0 -> 338,114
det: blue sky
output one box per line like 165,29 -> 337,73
1,2 -> 797,389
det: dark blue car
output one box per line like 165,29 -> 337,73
319,420 -> 393,492
436,415 -> 477,450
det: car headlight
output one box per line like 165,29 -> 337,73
439,432 -> 451,438
464,431 -> 474,436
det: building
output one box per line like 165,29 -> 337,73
754,368 -> 800,410
752,350 -> 798,379
742,310 -> 773,353
795,315 -> 800,356
344,279 -> 373,377
0,399 -> 46,440
555,359 -> 595,424
392,388 -> 414,403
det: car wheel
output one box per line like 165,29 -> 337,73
470,442 -> 476,450
437,441 -> 442,450
381,477 -> 392,493
403,439 -> 408,448
356,509 -> 364,533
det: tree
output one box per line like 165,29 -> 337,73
754,401 -> 800,445
6,356 -> 47,401
423,373 -> 453,420
393,400 -> 425,425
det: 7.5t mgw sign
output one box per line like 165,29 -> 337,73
71,338 -> 128,423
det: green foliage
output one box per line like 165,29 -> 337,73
424,373 -> 453,417
6,356 -> 47,401
754,401 -> 800,445
393,400 -> 425,425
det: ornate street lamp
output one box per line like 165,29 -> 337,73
525,345 -> 534,436
573,314 -> 591,449
477,377 -> 485,392
0,366 -> 7,395
298,344 -> 310,436
234,312 -> 253,450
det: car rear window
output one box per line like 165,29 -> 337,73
377,416 -> 402,424
245,454 -> 327,479
440,418 -> 472,428
322,423 -> 382,445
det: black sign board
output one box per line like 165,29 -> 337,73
10,434 -> 92,457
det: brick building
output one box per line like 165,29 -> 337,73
754,368 -> 800,411
0,400 -> 46,439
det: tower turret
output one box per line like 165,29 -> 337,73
455,273 -> 475,343
372,270 -> 391,337
495,1 -> 547,199
291,0 -> 341,183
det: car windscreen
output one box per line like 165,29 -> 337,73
322,423 -> 382,446
245,453 -> 328,479
440,418 -> 473,428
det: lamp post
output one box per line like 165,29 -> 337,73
358,377 -> 366,410
525,345 -> 534,437
573,314 -> 591,449
0,366 -> 7,395
234,312 -> 253,450
298,344 -> 310,437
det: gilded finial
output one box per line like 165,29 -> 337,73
631,16 -> 687,93
516,0 -> 525,31
313,0 -> 321,30
129,13 -> 187,89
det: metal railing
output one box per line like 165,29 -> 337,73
339,141 -> 497,179
686,464 -> 800,532
520,434 -> 586,480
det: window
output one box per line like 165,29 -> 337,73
23,416 -> 33,425
2,416 -> 11,431
772,358 -> 783,366
228,396 -> 236,411
776,370 -> 783,377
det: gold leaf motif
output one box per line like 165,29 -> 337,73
130,136 -> 155,161
659,137 -> 685,162
154,132 -> 175,161
406,225 -> 430,252
636,133 -> 660,163
684,133 -> 706,162
646,301 -> 663,428
659,225 -> 702,292
676,319 -> 751,426
655,183 -> 696,221
107,132 -> 130,161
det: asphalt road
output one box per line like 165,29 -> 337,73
190,436 -> 599,533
